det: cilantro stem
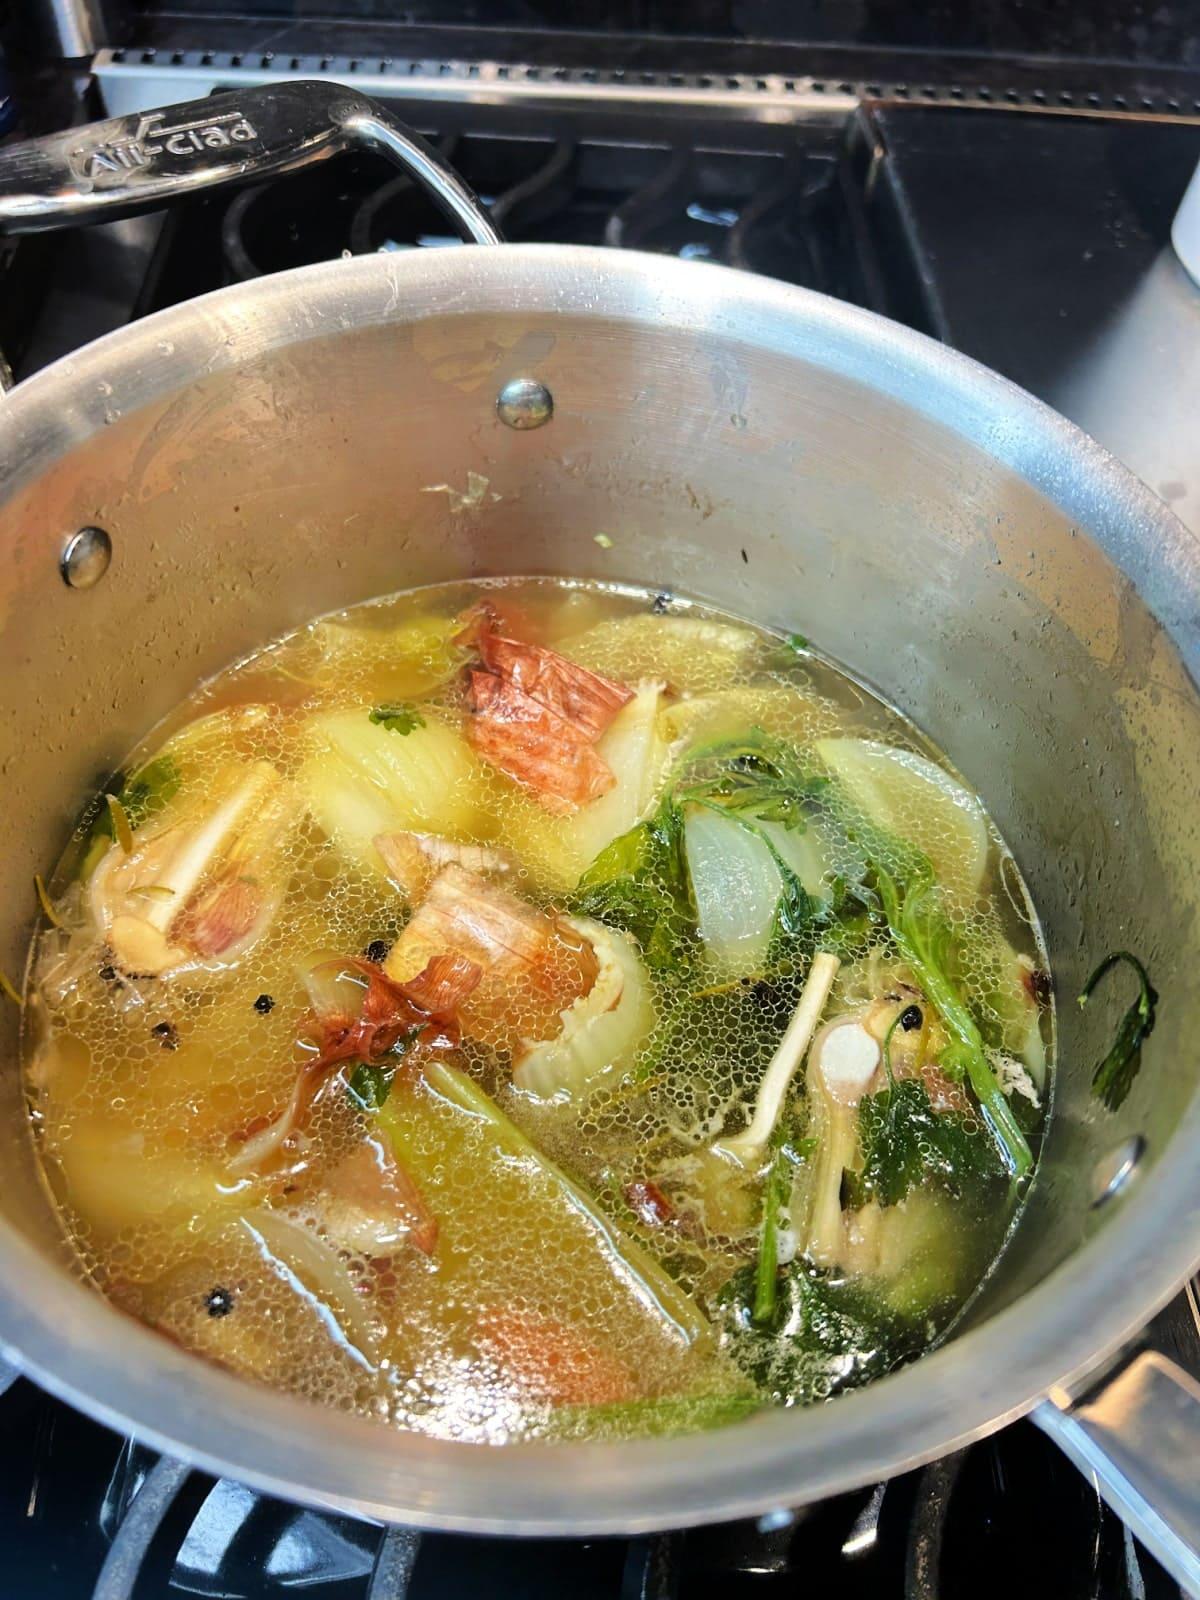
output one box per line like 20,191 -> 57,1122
881,1010 -> 901,1090
752,1148 -> 791,1327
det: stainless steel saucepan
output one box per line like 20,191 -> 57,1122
1,80 -> 1199,1588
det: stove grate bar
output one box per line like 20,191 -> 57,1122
367,1525 -> 424,1600
620,1532 -> 682,1600
92,1454 -> 192,1600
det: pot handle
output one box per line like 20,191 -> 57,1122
1033,1349 -> 1200,1596
0,79 -> 502,244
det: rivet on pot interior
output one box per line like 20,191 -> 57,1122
497,377 -> 554,430
61,526 -> 112,589
1090,1135 -> 1145,1208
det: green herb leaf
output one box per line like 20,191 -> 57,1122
719,1260 -> 910,1404
345,1026 -> 420,1111
874,865 -> 1033,1179
1078,951 -> 1158,1112
119,755 -> 181,828
368,704 -> 425,736
572,798 -> 693,970
854,1077 -> 1004,1208
764,632 -> 812,669
105,794 -> 134,855
677,726 -> 823,834
346,1062 -> 393,1111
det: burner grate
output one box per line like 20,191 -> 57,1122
84,1433 -> 1185,1600
131,123 -> 861,325
0,1371 -> 1184,1598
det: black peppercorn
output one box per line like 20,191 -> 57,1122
205,1286 -> 234,1318
364,939 -> 389,965
151,1021 -> 178,1050
98,964 -> 116,983
253,994 -> 275,1014
899,1004 -> 923,1032
651,592 -> 672,615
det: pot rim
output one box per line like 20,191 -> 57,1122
1,242 -> 1198,1533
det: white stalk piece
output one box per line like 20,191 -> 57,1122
93,761 -> 290,976
711,950 -> 841,1169
802,1014 -> 883,1268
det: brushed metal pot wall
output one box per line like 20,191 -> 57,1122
0,246 -> 1199,1536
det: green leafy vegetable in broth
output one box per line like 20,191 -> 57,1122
852,1077 -> 1004,1209
676,726 -> 821,830
873,865 -> 1033,1177
1079,950 -> 1158,1111
19,577 -> 1065,1448
721,1260 -> 907,1404
345,1062 -> 393,1111
571,797 -> 693,971
844,985 -> 1004,1209
752,1137 -> 804,1327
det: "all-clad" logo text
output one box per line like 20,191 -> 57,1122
72,110 -> 258,180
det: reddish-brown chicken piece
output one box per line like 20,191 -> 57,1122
460,606 -> 633,813
474,633 -> 633,740
385,863 -> 597,1050
468,672 -> 618,816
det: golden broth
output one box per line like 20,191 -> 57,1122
21,580 -> 1051,1442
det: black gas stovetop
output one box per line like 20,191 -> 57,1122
1,51 -> 1199,1600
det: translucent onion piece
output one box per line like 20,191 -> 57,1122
755,817 -> 830,900
300,709 -> 490,873
683,804 -> 781,974
560,680 -> 670,877
299,952 -> 367,1022
816,737 -> 989,900
240,1207 -> 378,1363
514,917 -> 655,1100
